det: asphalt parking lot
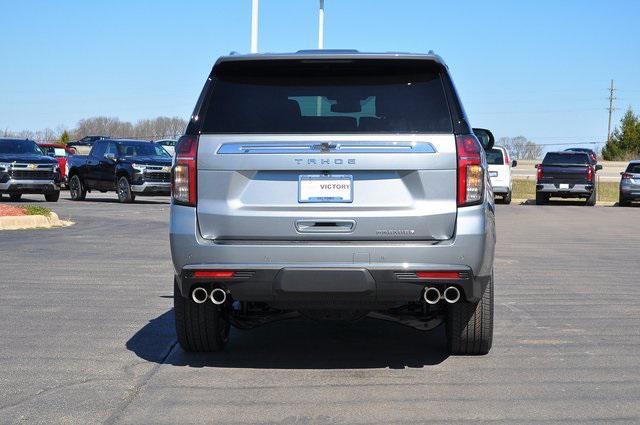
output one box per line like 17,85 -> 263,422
1,193 -> 639,424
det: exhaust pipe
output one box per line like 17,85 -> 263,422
443,286 -> 461,304
210,287 -> 227,305
423,287 -> 441,305
191,287 -> 209,304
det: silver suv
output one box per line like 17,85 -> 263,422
170,51 -> 496,355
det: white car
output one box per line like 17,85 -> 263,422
154,139 -> 176,156
487,146 -> 517,204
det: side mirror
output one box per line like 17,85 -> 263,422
595,164 -> 603,171
472,128 -> 494,151
620,171 -> 624,176
512,160 -> 518,168
104,153 -> 117,162
534,164 -> 539,169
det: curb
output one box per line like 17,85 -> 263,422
0,212 -> 74,230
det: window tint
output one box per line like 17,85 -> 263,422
486,149 -> 504,165
91,141 -> 107,158
0,140 -> 42,155
201,61 -> 452,134
626,164 -> 640,174
542,153 -> 589,165
105,143 -> 118,156
118,141 -> 170,157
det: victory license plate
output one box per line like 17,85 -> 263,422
299,175 -> 353,203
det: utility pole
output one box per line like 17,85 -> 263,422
250,0 -> 259,53
607,79 -> 616,143
318,0 -> 325,49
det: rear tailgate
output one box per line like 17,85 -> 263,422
540,164 -> 590,184
196,135 -> 456,241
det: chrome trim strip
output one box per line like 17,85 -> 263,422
217,142 -> 436,154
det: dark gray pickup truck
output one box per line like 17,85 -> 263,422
535,151 -> 602,205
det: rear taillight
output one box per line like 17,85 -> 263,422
622,173 -> 633,180
586,166 -> 594,182
172,135 -> 198,207
536,165 -> 543,181
456,135 -> 484,207
504,150 -> 510,166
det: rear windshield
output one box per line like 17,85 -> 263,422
118,142 -> 170,157
543,153 -> 590,165
201,60 -> 453,134
486,149 -> 504,165
0,140 -> 42,155
626,163 -> 640,174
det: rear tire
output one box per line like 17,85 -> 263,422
619,191 -> 630,207
586,191 -> 596,206
117,176 -> 135,203
503,191 -> 512,205
69,175 -> 86,201
535,192 -> 548,205
446,272 -> 493,355
9,193 -> 22,202
174,278 -> 230,352
45,191 -> 60,202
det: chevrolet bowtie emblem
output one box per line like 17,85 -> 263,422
313,142 -> 337,152
28,163 -> 37,169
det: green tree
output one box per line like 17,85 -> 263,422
59,130 -> 70,145
602,107 -> 640,161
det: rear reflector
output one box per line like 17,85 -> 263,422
193,270 -> 235,279
415,271 -> 462,279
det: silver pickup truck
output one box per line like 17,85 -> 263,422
169,50 -> 496,355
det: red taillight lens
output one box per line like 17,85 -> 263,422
622,173 -> 633,180
193,270 -> 235,279
416,271 -> 462,279
586,166 -> 593,182
456,135 -> 484,207
172,135 -> 198,206
536,165 -> 543,181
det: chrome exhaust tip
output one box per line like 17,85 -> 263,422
191,287 -> 209,304
423,287 -> 441,305
443,286 -> 461,304
210,288 -> 227,305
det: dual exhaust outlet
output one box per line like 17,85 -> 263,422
191,287 -> 228,305
423,286 -> 461,304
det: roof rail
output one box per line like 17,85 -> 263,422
295,49 -> 359,54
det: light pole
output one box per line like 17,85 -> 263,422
318,0 -> 325,49
250,0 -> 259,53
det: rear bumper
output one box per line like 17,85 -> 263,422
131,181 -> 170,195
492,185 -> 510,195
0,179 -> 60,193
620,184 -> 640,199
537,183 -> 593,196
170,203 -> 496,305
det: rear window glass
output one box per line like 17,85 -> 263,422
201,60 -> 453,134
486,149 -> 504,165
542,153 -> 590,165
626,164 -> 640,174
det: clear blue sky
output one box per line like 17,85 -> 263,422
1,0 -> 639,149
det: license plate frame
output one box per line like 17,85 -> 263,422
298,174 -> 353,203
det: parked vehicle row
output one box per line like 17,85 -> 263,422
67,139 -> 172,203
0,137 -> 177,203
